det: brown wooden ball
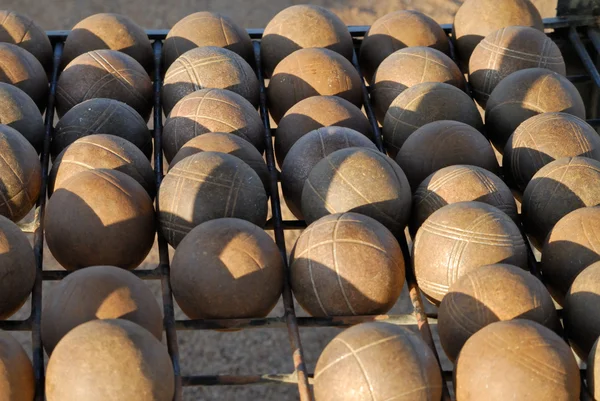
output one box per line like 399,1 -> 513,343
414,202 -> 528,304
50,134 -> 155,197
588,336 -> 600,400
261,4 -> 353,78
42,265 -> 163,355
275,95 -> 373,166
485,68 -> 586,151
171,218 -> 283,319
359,10 -> 450,83
62,13 -> 153,71
0,331 -> 34,401
0,10 -> 52,69
281,126 -> 377,219
382,82 -> 483,158
453,0 -> 543,67
267,48 -> 362,123
45,169 -> 155,270
522,157 -> 600,249
455,319 -> 580,401
158,152 -> 267,248
162,46 -> 259,116
395,120 -> 498,190
0,82 -> 44,152
302,147 -> 412,236
46,319 -> 174,401
314,322 -> 443,401
56,50 -> 152,121
0,124 -> 41,222
504,112 -> 600,192
162,88 -> 263,162
290,213 -> 404,317
0,43 -> 48,111
438,264 -> 559,362
469,26 -> 565,107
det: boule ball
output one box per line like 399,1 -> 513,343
267,48 -> 362,123
0,331 -> 34,401
261,4 -> 353,78
413,201 -> 528,304
56,49 -> 152,120
314,322 -> 442,401
504,112 -> 600,192
52,98 -> 152,159
438,264 -> 559,362
0,10 -> 52,69
0,82 -> 44,152
371,47 -> 465,123
485,68 -> 586,150
275,95 -> 373,166
42,265 -> 163,355
302,147 -> 412,236
290,213 -> 404,316
49,134 -> 155,197
359,10 -> 449,83
162,46 -> 259,116
172,218 -> 283,319
158,152 -> 267,247
45,169 -> 155,270
170,133 -> 269,192
46,319 -> 174,401
0,125 -> 41,222
469,26 -> 565,107
162,88 -> 263,162
522,156 -> 600,249
0,43 -> 48,111
382,82 -> 483,158
455,319 -> 580,401
395,120 -> 498,190
163,12 -> 253,68
62,13 -> 153,71
453,0 -> 543,66
588,336 -> 600,400
281,127 -> 377,219
412,165 -> 518,236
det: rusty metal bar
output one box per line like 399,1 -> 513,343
569,26 -> 600,88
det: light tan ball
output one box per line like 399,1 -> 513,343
588,336 -> 600,400
0,82 -> 45,152
0,10 -> 52,69
0,43 -> 48,111
0,331 -> 34,401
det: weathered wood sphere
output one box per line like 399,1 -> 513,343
0,10 -> 52,69
382,82 -> 483,158
302,147 -> 412,236
171,218 -> 283,319
0,82 -> 44,152
158,152 -> 267,248
162,88 -> 263,162
455,320 -> 580,401
0,331 -> 34,401
42,265 -> 163,355
45,169 -> 156,270
261,4 -> 353,78
314,322 -> 443,401
267,48 -> 362,123
588,336 -> 600,400
414,202 -> 528,304
46,319 -> 174,401
0,43 -> 48,111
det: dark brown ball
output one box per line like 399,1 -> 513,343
46,319 -> 174,401
0,82 -> 44,152
267,48 -> 362,123
0,331 -> 34,401
314,322 -> 443,401
162,46 -> 259,116
485,68 -> 586,151
162,88 -> 264,162
414,202 -> 528,304
290,213 -> 404,316
588,337 -> 600,400
171,218 -> 283,319
275,95 -> 373,166
45,169 -> 156,270
382,82 -> 483,158
42,265 -> 163,355
56,50 -> 152,120
0,10 -> 52,69
395,120 -> 498,190
158,152 -> 267,248
0,43 -> 48,111
302,147 -> 412,236
455,320 -> 580,401
261,4 -> 353,78
281,126 -> 377,219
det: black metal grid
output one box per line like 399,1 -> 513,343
0,14 -> 598,401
